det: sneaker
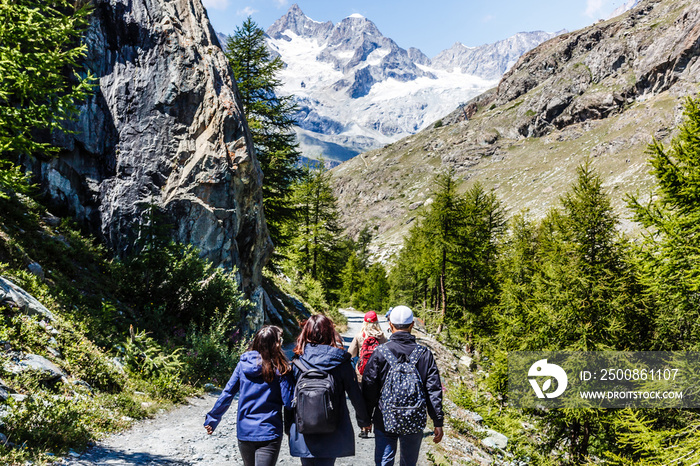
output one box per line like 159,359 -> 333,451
359,430 -> 369,439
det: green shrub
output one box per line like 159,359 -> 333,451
297,275 -> 329,313
434,119 -> 443,129
60,330 -> 125,393
118,327 -> 182,379
183,307 -> 248,386
4,392 -> 91,453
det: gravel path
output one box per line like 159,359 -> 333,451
64,310 -> 432,465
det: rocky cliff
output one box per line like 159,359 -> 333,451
332,0 -> 700,263
22,0 -> 272,328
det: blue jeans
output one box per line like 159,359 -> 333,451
374,430 -> 423,466
300,458 -> 336,466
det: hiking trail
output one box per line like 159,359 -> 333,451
63,309 -> 432,465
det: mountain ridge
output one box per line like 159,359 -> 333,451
262,4 -> 558,163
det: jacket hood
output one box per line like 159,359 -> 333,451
299,344 -> 349,371
240,350 -> 263,377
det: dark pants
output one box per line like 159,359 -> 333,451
374,430 -> 423,466
238,437 -> 282,466
300,458 -> 336,466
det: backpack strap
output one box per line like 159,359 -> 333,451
377,344 -> 399,367
293,358 -> 311,373
408,345 -> 427,365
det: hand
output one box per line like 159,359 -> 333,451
433,426 -> 443,443
205,425 -> 214,435
363,425 -> 372,433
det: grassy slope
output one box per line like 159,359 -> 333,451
0,194 -> 192,464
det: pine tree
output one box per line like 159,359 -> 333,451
628,95 -> 700,350
0,0 -> 93,196
422,169 -> 465,333
225,17 -> 301,261
287,162 -> 342,301
452,182 -> 505,332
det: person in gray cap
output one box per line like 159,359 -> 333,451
361,305 -> 444,466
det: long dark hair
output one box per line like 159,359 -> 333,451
293,314 -> 343,356
248,325 -> 290,383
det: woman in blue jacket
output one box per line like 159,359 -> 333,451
289,314 -> 371,466
204,325 -> 293,466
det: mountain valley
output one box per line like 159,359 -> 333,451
331,0 -> 700,262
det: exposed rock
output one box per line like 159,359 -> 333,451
9,354 -> 66,382
481,429 -> 508,449
27,262 -> 44,279
10,394 -> 27,403
24,0 -> 272,302
0,387 -> 8,402
494,0 -> 700,137
0,276 -> 55,321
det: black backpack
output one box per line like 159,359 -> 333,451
292,358 -> 341,434
378,345 -> 427,435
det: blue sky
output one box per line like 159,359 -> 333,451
203,0 -> 631,57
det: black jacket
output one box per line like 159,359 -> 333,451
361,331 -> 444,432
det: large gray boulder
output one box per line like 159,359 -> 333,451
24,0 -> 272,300
0,276 -> 55,321
8,354 -> 66,383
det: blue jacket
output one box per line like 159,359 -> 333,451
204,351 -> 294,442
288,344 -> 370,458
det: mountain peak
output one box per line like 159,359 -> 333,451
267,3 -> 333,41
347,13 -> 365,19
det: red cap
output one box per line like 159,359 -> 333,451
364,311 -> 378,323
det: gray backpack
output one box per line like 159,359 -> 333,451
378,345 -> 427,435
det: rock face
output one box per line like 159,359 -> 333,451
492,0 -> 700,138
24,0 -> 272,298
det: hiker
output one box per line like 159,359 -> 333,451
289,314 -> 371,466
385,307 -> 393,336
361,305 -> 444,466
204,325 -> 293,466
348,310 -> 388,383
348,311 -> 387,439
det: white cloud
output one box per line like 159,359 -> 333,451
273,0 -> 289,7
237,6 -> 258,16
202,0 -> 230,10
585,0 -> 605,17
481,14 -> 495,23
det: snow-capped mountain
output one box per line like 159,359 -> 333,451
608,0 -> 640,19
264,4 -> 558,163
431,32 -> 561,81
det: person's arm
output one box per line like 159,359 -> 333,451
360,350 -> 382,424
348,333 -> 360,358
280,370 -> 295,409
204,364 -> 241,432
339,358 -> 371,427
422,350 -> 444,428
